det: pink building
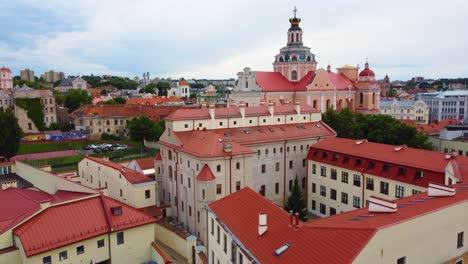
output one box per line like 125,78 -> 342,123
0,66 -> 13,90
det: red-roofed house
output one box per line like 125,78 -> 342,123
208,185 -> 468,263
158,103 -> 336,243
230,13 -> 380,114
307,137 -> 468,217
78,156 -> 157,209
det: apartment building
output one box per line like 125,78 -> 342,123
207,185 -> 468,264
70,104 -> 173,139
157,103 -> 336,243
20,69 -> 35,82
420,91 -> 468,122
380,97 -> 429,124
78,156 -> 157,209
307,137 -> 468,217
41,70 -> 65,83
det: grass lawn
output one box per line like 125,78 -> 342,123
18,140 -> 140,155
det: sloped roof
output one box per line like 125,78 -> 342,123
400,119 -> 455,135
134,157 -> 156,170
196,165 -> 216,181
84,156 -> 154,184
255,71 -> 314,92
14,195 -> 156,257
155,152 -> 162,161
70,104 -> 174,122
208,187 -> 374,264
126,96 -> 184,106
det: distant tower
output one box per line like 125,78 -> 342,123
0,66 -> 13,90
272,6 -> 317,82
355,60 -> 380,113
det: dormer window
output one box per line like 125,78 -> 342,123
111,206 -> 122,216
355,159 -> 362,166
367,162 -> 375,169
343,156 -> 350,164
398,167 -> 407,175
382,164 -> 390,171
332,153 -> 339,161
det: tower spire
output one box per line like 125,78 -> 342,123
293,6 -> 298,18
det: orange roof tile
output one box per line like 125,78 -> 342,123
196,165 -> 216,181
134,157 -> 155,170
84,156 -> 154,184
70,104 -> 174,122
179,80 -> 189,86
126,96 -> 184,106
14,195 -> 156,257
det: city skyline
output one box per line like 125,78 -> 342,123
1,0 -> 467,80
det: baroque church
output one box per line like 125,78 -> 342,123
230,9 -> 380,114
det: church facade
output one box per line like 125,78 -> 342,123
231,11 -> 380,114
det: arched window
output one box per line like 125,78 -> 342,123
296,33 -> 299,42
326,99 -> 331,109
306,56 -> 311,62
291,70 -> 298,80
359,93 -> 364,105
245,78 -> 249,88
168,166 -> 173,180
279,57 -> 284,62
313,100 -> 318,109
372,93 -> 376,104
292,56 -> 298,62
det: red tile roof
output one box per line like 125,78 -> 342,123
126,96 -> 184,106
179,80 -> 189,86
14,195 -> 155,257
151,241 -> 172,264
165,104 -> 319,121
70,104 -> 175,122
0,189 -> 93,236
84,156 -> 154,184
134,157 -> 156,170
139,205 -> 163,218
0,67 -> 11,72
400,119 -> 455,135
196,165 -> 216,181
208,188 -> 375,264
155,152 -> 162,161
309,137 -> 451,173
198,251 -> 208,264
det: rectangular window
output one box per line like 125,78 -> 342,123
330,189 -> 337,200
330,168 -> 337,180
381,181 -> 389,195
261,164 -> 266,173
320,185 -> 326,197
395,185 -> 405,198
341,171 -> 348,183
236,181 -> 241,191
289,180 -> 293,191
302,159 -> 306,167
341,192 -> 348,204
275,162 -> 280,172
43,256 -> 52,264
216,184 -> 222,195
117,232 -> 124,245
353,174 -> 361,187
97,239 -> 105,248
412,189 -> 421,195
312,164 -> 316,174
320,166 -> 326,177
236,162 -> 240,170
59,250 -> 68,260
145,190 -> 151,199
76,245 -> 85,255
223,234 -> 227,253
312,183 -> 316,193
275,182 -> 279,194
458,232 -> 465,248
353,196 -> 361,208
217,225 -> 220,244
366,178 -> 374,191
319,203 -> 326,215
289,160 -> 293,169
211,219 -> 214,235
312,200 -> 316,210
330,207 -> 336,216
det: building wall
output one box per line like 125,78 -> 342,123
429,136 -> 468,155
20,69 -> 35,82
0,70 -> 13,90
308,161 -> 427,217
78,158 -> 157,208
354,200 -> 468,264
380,100 -> 430,124
74,117 -> 129,139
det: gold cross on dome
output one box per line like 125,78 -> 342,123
293,6 -> 298,17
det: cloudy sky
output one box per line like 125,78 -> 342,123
1,0 -> 467,81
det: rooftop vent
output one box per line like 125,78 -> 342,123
428,183 -> 456,197
368,196 -> 397,213
394,145 -> 407,152
355,139 -> 367,145
274,242 -> 290,257
111,206 -> 122,216
258,212 -> 267,236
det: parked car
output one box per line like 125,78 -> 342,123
114,144 -> 127,150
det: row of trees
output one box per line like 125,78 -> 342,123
141,82 -> 170,95
322,108 -> 432,149
81,76 -> 139,89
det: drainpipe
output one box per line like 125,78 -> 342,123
283,140 -> 288,204
229,156 -> 233,194
175,151 -> 179,221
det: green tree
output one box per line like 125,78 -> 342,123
386,89 -> 398,97
127,116 -> 165,142
284,176 -> 308,222
0,108 -> 24,159
144,83 -> 157,94
65,89 -> 92,113
113,96 -> 126,104
52,89 -> 65,105
156,82 -> 170,96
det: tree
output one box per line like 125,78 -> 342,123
113,96 -> 126,104
127,116 -> 165,142
284,176 -> 308,221
386,89 -> 398,97
65,89 -> 92,113
0,108 -> 24,160
144,83 -> 157,94
322,108 -> 432,149
156,82 -> 170,96
52,89 -> 65,105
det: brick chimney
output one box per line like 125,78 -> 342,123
258,212 -> 267,236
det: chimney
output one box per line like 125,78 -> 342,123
428,183 -> 456,197
239,102 -> 246,118
259,99 -> 266,106
294,101 -> 301,115
40,200 -> 51,209
294,212 -> 299,227
201,101 -> 207,109
223,137 -> 233,153
368,196 -> 397,213
289,210 -> 294,226
258,212 -> 267,236
209,104 -> 215,119
268,101 -> 274,116
1,180 -> 17,190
